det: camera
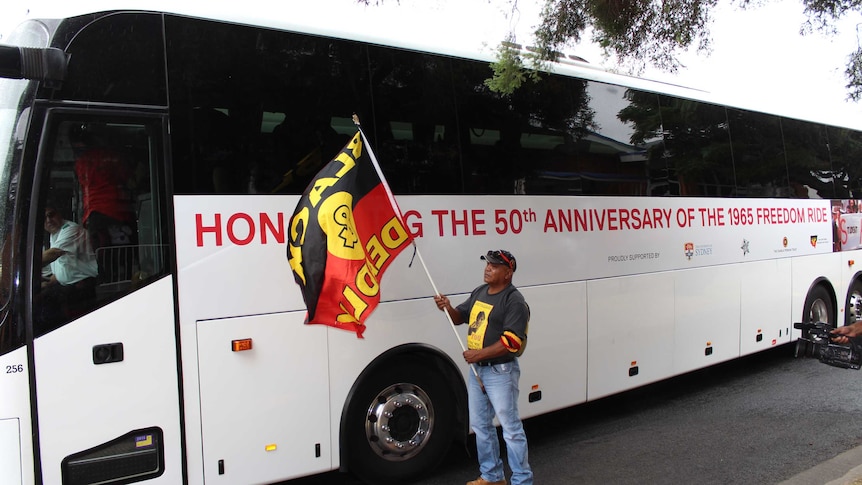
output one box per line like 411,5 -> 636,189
794,321 -> 862,370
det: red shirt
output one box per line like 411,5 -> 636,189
74,148 -> 135,224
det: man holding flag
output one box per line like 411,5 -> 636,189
288,118 -> 532,485
434,249 -> 533,485
287,126 -> 413,338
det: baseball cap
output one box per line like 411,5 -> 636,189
481,249 -> 517,272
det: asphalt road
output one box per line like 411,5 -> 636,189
288,345 -> 862,485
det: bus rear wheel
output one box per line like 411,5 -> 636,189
344,355 -> 455,484
846,280 -> 862,326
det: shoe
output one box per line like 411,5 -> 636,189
466,477 -> 507,485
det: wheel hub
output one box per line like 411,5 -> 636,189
809,298 -> 829,323
849,290 -> 862,323
365,383 -> 434,461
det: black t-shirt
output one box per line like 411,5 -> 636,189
455,283 -> 529,353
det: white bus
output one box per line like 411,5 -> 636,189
1,5 -> 861,485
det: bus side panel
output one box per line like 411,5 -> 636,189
517,283 -> 588,418
33,278 -> 182,484
587,273 -> 676,400
196,312 -> 331,484
674,265 -> 741,371
0,346 -> 33,485
740,259 -> 792,355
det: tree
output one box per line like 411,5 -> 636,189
357,1 -> 862,99
491,0 -> 862,99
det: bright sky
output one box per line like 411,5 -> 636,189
1,0 -> 860,129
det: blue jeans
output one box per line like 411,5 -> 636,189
469,359 -> 533,485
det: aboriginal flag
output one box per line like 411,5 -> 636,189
287,131 -> 414,338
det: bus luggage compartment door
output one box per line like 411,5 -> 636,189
196,311 -> 331,484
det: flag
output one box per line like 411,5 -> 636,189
287,131 -> 414,337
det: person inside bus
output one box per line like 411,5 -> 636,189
37,204 -> 98,329
70,123 -> 138,283
433,249 -> 533,485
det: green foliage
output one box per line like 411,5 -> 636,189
801,0 -> 862,33
487,0 -> 718,94
847,46 -> 862,101
485,36 -> 548,94
489,0 -> 862,100
485,39 -> 528,94
361,0 -> 862,100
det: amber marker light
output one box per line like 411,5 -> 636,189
231,338 -> 253,352
849,260 -> 855,267
265,444 -> 277,452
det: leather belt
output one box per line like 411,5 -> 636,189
476,359 -> 513,367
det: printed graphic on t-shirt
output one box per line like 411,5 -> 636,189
467,301 -> 493,350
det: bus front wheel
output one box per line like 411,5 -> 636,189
796,285 -> 834,358
344,355 -> 455,484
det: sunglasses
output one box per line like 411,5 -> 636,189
492,250 -> 514,270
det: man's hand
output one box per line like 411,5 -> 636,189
831,320 -> 862,344
433,294 -> 450,311
434,294 -> 464,324
42,247 -> 67,265
463,341 -> 508,364
463,349 -> 482,364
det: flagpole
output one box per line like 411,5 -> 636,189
352,115 -> 485,393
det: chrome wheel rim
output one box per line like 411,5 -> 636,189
364,383 -> 434,461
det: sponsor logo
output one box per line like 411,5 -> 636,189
684,242 -> 712,260
811,235 -> 818,248
774,235 -> 798,254
741,239 -> 750,256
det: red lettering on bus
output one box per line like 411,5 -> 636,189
227,213 -> 255,245
196,213 -> 223,247
195,212 -> 286,246
260,212 -> 286,244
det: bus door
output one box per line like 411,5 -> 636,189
28,111 -> 182,484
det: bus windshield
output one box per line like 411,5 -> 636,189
0,20 -> 50,344
0,76 -> 29,342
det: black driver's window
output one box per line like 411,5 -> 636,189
33,116 -> 170,335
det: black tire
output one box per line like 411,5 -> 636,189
344,354 -> 456,485
846,279 -> 862,326
804,284 -> 834,326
